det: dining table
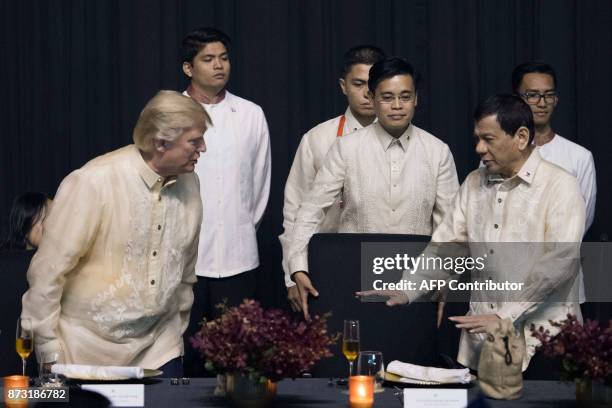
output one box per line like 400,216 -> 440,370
4,377 -> 578,407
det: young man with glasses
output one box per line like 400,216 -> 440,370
279,45 -> 386,312
288,57 -> 459,320
512,61 -> 596,232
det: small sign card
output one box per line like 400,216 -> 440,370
81,384 -> 144,407
404,388 -> 467,408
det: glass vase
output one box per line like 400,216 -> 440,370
225,373 -> 277,408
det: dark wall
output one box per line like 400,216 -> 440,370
1,0 -> 611,307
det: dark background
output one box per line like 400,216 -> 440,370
1,0 -> 611,308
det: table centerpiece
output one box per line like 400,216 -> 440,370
531,314 -> 612,405
190,299 -> 337,407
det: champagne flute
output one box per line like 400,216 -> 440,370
342,319 -> 360,378
16,317 -> 33,376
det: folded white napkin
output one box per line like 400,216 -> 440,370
51,364 -> 144,380
386,360 -> 471,384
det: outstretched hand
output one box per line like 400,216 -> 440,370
355,290 -> 409,306
449,314 -> 500,333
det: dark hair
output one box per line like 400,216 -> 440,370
181,27 -> 231,64
511,61 -> 557,93
368,57 -> 419,93
340,45 -> 386,78
1,192 -> 49,250
474,94 -> 535,144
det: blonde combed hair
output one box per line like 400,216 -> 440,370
133,90 -> 211,152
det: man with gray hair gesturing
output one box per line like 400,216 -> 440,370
21,90 -> 210,378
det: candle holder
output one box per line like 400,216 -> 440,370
4,375 -> 29,408
349,375 -> 374,408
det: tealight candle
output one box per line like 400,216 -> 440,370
4,375 -> 29,408
349,375 -> 374,408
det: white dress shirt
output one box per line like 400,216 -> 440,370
538,134 -> 596,231
409,149 -> 585,370
279,107 -> 365,287
288,122 -> 459,274
22,145 -> 202,368
188,91 -> 271,278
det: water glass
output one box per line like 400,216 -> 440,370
357,351 -> 384,389
38,352 -> 63,388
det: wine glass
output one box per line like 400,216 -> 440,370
357,351 -> 385,390
16,317 -> 33,376
342,319 -> 360,378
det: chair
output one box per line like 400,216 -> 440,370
306,233 -> 439,377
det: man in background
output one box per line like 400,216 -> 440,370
181,27 -> 271,376
279,45 -> 386,312
512,61 -> 596,232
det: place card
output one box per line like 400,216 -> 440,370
81,384 -> 144,407
404,388 -> 467,408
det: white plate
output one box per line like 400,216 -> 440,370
384,371 -> 476,385
65,368 -> 163,381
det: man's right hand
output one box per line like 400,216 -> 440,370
355,290 -> 409,306
287,285 -> 302,312
292,271 -> 319,321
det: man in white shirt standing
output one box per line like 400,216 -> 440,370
512,61 -> 596,231
280,45 -> 386,312
180,27 -> 271,376
290,57 -> 460,320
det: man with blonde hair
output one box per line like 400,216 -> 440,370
22,90 -> 210,377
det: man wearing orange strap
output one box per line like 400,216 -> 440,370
279,45 -> 386,312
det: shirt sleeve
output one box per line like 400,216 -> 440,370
403,177 -> 470,301
287,138 -> 346,274
578,151 -> 596,233
431,145 -> 460,231
279,132 -> 317,286
496,176 -> 586,323
177,178 -> 202,340
21,171 -> 103,362
251,107 -> 272,228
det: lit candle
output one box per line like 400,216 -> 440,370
3,375 -> 29,408
349,375 -> 374,408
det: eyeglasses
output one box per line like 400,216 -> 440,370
376,94 -> 415,104
520,91 -> 557,105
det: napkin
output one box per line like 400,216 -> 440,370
51,364 -> 144,380
386,360 -> 471,384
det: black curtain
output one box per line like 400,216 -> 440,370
1,0 -> 611,309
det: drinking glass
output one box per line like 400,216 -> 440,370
342,319 -> 360,378
38,352 -> 63,388
16,318 -> 33,376
357,351 -> 385,390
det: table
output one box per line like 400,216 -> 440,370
0,378 -> 578,407
12,378 -> 576,407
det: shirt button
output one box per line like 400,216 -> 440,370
494,224 -> 499,229
157,178 -> 162,183
497,198 -> 502,203
393,184 -> 397,187
157,225 -> 162,230
489,249 -> 494,254
150,280 -> 155,285
392,209 -> 396,212
152,251 -> 157,256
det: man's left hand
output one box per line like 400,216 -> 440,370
448,314 -> 500,333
